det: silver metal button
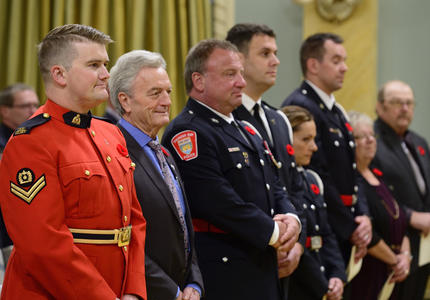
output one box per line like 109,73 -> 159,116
320,266 -> 325,272
260,159 -> 265,166
266,183 -> 270,191
310,204 -> 316,210
303,204 -> 307,209
334,140 -> 340,147
236,163 -> 242,169
352,163 -> 357,169
222,257 -> 228,262
291,162 -> 296,168
349,141 -> 355,148
302,89 -> 307,95
315,224 -> 320,231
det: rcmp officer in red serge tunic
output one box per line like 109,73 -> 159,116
0,24 -> 147,300
162,39 -> 301,300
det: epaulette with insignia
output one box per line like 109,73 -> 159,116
14,113 -> 51,136
93,115 -> 115,124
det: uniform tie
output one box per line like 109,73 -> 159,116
253,103 -> 264,129
147,140 -> 189,258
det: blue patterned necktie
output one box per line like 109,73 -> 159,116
148,140 -> 189,259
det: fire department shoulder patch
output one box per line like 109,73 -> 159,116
171,130 -> 198,161
10,168 -> 46,204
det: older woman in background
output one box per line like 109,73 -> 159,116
348,111 -> 411,300
282,105 -> 346,300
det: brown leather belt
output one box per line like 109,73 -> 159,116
192,219 -> 226,234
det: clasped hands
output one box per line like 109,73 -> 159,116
273,214 -> 302,278
350,215 -> 372,262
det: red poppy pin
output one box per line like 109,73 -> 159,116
311,184 -> 320,195
117,144 -> 129,157
372,168 -> 383,177
161,146 -> 170,157
418,146 -> 425,156
345,122 -> 353,132
286,144 -> 294,155
244,126 -> 255,135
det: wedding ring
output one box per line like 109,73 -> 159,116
364,234 -> 369,240
405,269 -> 409,275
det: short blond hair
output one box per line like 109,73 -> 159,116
38,24 -> 112,82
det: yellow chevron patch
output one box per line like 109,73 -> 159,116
10,175 -> 46,204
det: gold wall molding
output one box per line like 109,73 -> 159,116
303,0 -> 378,117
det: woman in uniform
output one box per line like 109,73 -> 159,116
282,105 -> 346,300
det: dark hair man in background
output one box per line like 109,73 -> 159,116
282,33 -> 372,297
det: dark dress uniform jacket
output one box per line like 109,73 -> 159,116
119,125 -> 204,300
282,81 -> 368,262
162,98 -> 297,300
289,169 -> 346,300
234,102 -> 307,245
373,118 -> 430,272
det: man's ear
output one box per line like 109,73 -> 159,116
118,92 -> 131,113
306,58 -> 319,75
191,72 -> 205,93
51,65 -> 67,86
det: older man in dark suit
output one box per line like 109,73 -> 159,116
373,80 -> 430,300
109,50 -> 203,300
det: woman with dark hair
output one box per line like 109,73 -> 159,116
347,111 -> 410,300
282,105 -> 346,300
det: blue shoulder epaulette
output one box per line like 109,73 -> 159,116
14,113 -> 51,136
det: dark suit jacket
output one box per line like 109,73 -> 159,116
119,125 -> 203,300
162,98 -> 297,300
283,81 -> 368,263
373,117 -> 430,272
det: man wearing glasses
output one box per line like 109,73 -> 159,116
374,80 -> 430,300
0,83 -> 39,154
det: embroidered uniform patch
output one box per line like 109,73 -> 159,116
171,130 -> 198,161
10,168 -> 46,204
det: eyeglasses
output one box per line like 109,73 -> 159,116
385,99 -> 415,109
11,103 -> 39,110
354,133 -> 375,141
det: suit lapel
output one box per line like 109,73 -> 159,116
119,125 -> 183,223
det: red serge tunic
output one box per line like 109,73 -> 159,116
0,100 -> 147,299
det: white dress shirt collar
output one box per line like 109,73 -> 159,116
306,80 -> 336,111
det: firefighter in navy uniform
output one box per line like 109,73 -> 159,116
282,33 -> 372,273
162,39 -> 301,300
